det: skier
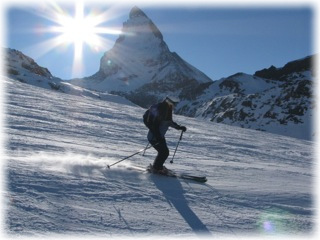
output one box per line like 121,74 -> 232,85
143,96 -> 187,174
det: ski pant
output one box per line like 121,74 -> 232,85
150,138 -> 169,170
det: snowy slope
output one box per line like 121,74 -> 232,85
3,77 -> 315,237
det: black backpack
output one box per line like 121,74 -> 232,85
143,103 -> 160,129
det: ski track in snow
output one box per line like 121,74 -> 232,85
3,78 -> 315,238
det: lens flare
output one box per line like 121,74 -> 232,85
257,207 -> 298,235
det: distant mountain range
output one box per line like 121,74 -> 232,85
4,6 -> 314,140
176,58 -> 313,140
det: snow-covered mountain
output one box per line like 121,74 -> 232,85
5,48 -> 57,85
4,76 -> 314,236
71,6 -> 212,104
69,6 -> 314,140
4,6 -> 314,141
4,48 -> 135,106
175,56 -> 314,140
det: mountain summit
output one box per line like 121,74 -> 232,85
72,6 -> 212,103
128,6 -> 163,40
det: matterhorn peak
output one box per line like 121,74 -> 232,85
125,6 -> 163,41
129,6 -> 148,19
72,6 -> 212,102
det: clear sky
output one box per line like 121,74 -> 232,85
4,1 -> 314,81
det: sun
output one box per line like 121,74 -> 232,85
36,1 -> 122,77
52,2 -> 101,61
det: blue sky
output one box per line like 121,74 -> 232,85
5,2 -> 314,81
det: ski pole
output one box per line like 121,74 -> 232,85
170,131 -> 183,164
142,143 -> 149,156
107,143 -> 157,169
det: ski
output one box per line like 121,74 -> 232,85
116,165 -> 207,183
178,174 -> 207,183
146,165 -> 207,183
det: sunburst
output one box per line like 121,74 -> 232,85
31,1 -> 122,77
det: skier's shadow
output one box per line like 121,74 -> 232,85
150,174 -> 212,236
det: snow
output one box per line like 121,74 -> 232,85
3,77 -> 316,238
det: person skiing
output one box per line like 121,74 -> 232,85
143,96 -> 187,174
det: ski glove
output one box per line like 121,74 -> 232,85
179,126 -> 187,132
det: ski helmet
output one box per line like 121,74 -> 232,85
165,96 -> 180,105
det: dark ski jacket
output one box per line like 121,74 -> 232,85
144,101 -> 180,141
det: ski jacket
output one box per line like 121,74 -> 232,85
143,101 -> 180,141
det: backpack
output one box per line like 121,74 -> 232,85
143,103 -> 160,129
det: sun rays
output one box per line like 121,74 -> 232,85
28,1 -> 123,78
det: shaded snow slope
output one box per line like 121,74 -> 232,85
3,78 -> 315,237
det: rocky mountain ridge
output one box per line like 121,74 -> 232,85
175,56 -> 313,140
4,48 -> 135,106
